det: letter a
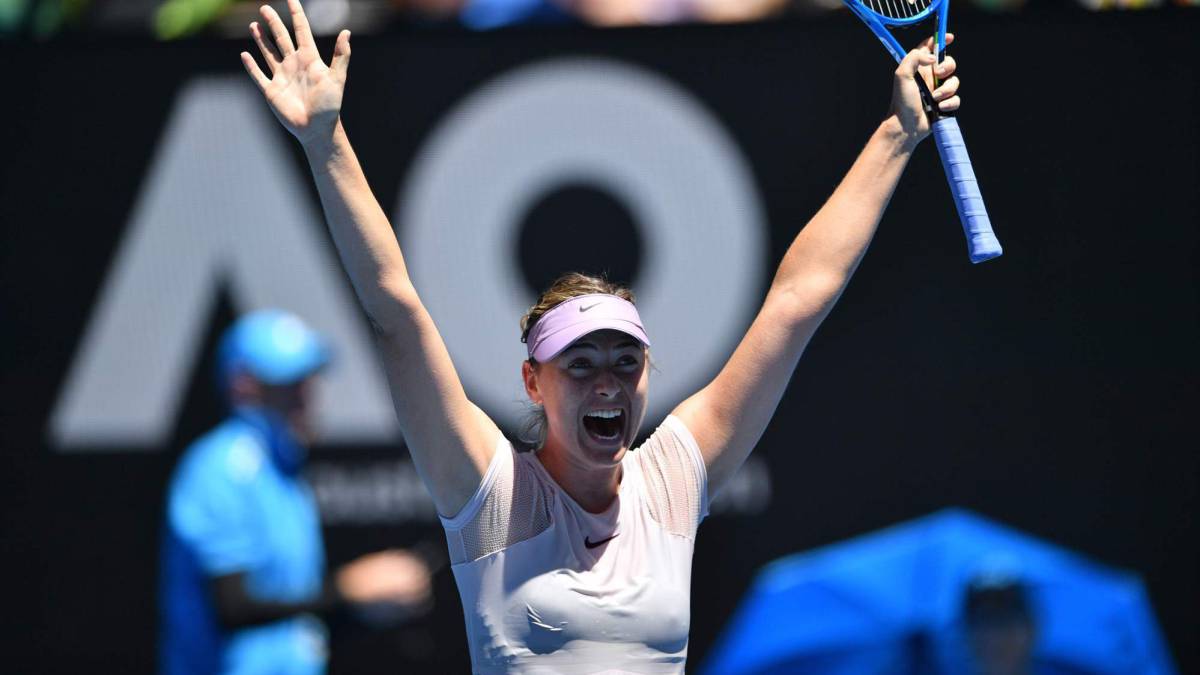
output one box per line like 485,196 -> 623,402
50,77 -> 398,450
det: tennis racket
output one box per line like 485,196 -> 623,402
844,0 -> 1002,263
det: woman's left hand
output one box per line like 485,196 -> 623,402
889,33 -> 961,148
240,0 -> 351,149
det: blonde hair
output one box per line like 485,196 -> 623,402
517,272 -> 637,449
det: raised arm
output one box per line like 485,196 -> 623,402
672,38 -> 961,495
240,0 -> 499,516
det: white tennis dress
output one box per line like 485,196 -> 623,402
440,415 -> 710,674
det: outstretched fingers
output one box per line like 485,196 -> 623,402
331,30 -> 352,80
249,21 -> 281,73
286,0 -> 317,51
259,4 -> 295,58
240,51 -> 270,91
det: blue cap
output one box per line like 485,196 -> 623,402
217,309 -> 331,388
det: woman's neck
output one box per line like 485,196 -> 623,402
535,441 -> 622,514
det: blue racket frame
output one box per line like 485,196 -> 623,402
844,0 -> 948,65
843,0 -> 1002,264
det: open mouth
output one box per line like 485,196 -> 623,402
582,408 -> 625,443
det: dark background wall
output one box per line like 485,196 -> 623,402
1,8 -> 1196,673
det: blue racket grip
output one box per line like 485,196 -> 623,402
932,117 -> 1002,263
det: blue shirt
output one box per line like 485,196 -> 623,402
159,411 -> 327,675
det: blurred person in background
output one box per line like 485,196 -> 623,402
446,0 -> 789,30
399,0 -> 789,29
963,574 -> 1038,675
159,309 -> 433,675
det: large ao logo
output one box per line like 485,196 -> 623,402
50,58 -> 767,449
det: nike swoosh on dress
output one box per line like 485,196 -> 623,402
584,533 -> 619,549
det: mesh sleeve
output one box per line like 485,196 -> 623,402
440,438 -> 553,565
634,415 -> 710,540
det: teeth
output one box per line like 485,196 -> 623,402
585,409 -> 623,419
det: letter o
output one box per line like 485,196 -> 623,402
398,57 -> 767,433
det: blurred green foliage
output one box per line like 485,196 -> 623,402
155,0 -> 233,39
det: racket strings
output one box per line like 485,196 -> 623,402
865,0 -> 931,20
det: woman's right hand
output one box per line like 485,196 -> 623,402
240,0 -> 351,148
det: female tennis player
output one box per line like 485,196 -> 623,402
241,1 -> 960,671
